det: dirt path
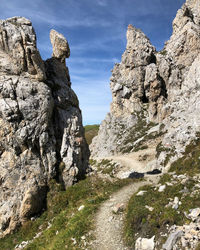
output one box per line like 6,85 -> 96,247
95,147 -> 157,179
91,175 -> 159,250
91,147 -> 160,249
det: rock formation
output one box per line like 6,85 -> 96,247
50,29 -> 70,62
110,26 -> 153,116
91,0 -> 200,167
0,17 -> 89,236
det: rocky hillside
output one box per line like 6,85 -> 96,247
91,0 -> 200,170
0,17 -> 89,237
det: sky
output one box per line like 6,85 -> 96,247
0,0 -> 185,125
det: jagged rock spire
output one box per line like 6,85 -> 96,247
50,29 -> 70,63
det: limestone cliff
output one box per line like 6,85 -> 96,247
91,0 -> 200,168
0,17 -> 89,236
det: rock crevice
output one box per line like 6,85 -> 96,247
91,0 -> 200,166
0,17 -> 89,236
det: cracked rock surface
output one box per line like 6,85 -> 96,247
91,0 -> 200,168
0,17 -> 89,237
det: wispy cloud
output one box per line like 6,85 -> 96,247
70,32 -> 125,54
69,57 -> 119,64
0,0 -> 113,28
96,0 -> 108,7
0,0 -> 185,124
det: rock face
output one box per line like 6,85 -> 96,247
155,0 -> 200,166
0,17 -> 46,81
0,17 -> 89,236
91,0 -> 200,163
109,24 -> 166,120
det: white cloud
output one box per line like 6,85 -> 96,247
96,0 -> 107,7
0,0 -> 185,125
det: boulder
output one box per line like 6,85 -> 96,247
135,236 -> 155,250
188,208 -> 200,221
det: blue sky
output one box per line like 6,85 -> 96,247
1,0 -> 185,125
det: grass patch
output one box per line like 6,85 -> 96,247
124,136 -> 200,248
84,124 -> 100,145
156,142 -> 170,158
0,176 -> 134,250
158,50 -> 167,56
156,142 -> 176,166
133,145 -> 148,152
89,158 -> 97,166
124,175 -> 199,248
90,159 -> 118,177
170,135 -> 200,176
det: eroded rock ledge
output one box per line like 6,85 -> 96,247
0,17 -> 89,236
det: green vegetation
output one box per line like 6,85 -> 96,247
84,124 -> 100,145
156,142 -> 170,158
90,158 -> 118,177
158,49 -> 167,56
156,142 -> 176,166
170,135 -> 200,176
121,110 -> 158,153
124,136 -> 200,248
0,176 -> 134,250
89,158 -> 97,166
84,124 -> 100,132
133,145 -> 148,152
124,175 -> 199,248
131,128 -> 166,153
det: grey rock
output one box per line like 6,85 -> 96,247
0,17 -> 89,236
136,190 -> 147,196
163,230 -> 183,250
110,25 -> 157,118
0,17 -> 46,81
158,185 -> 166,192
90,112 -> 138,157
188,208 -> 200,221
145,205 -> 154,212
135,236 -> 155,250
172,197 -> 179,210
